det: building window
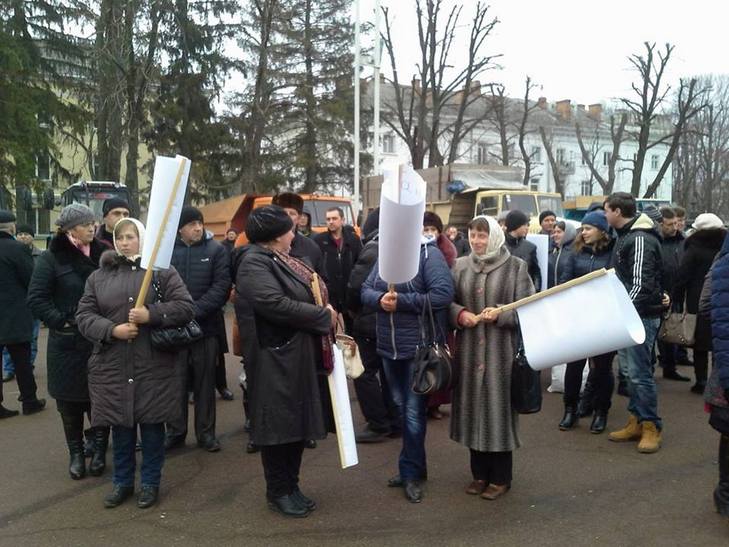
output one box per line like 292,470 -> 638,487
382,134 -> 395,154
477,143 -> 488,164
556,148 -> 565,165
531,146 -> 541,162
651,154 -> 659,170
530,177 -> 540,192
581,180 -> 592,196
603,151 -> 612,166
36,153 -> 51,181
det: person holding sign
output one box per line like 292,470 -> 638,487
76,218 -> 194,509
449,215 -> 535,501
361,230 -> 454,504
236,205 -> 337,518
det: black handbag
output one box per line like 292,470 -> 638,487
149,273 -> 203,352
411,295 -> 453,395
510,321 -> 542,414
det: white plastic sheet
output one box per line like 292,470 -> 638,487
328,344 -> 358,469
378,165 -> 426,284
141,155 -> 191,271
526,233 -> 549,292
517,270 -> 645,370
547,363 -> 589,393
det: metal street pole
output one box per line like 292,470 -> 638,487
373,0 -> 381,177
353,0 -> 361,218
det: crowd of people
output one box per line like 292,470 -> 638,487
1,190 -> 728,521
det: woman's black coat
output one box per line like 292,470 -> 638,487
236,244 -> 332,446
27,233 -> 106,402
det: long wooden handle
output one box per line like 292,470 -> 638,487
311,273 -> 324,306
134,157 -> 188,309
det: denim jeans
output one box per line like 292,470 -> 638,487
382,357 -> 427,480
2,320 -> 39,374
618,317 -> 662,430
112,423 -> 166,488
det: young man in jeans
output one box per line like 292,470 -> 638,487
604,192 -> 666,453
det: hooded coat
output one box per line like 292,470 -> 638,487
0,231 -> 34,345
75,219 -> 195,427
711,235 -> 729,393
27,233 -> 106,401
547,224 -> 577,288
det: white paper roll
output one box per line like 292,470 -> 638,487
516,270 -> 646,370
328,344 -> 358,468
141,155 -> 191,271
378,166 -> 426,284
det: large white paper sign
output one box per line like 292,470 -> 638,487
378,165 -> 426,284
526,233 -> 549,292
516,270 -> 645,370
328,344 -> 358,469
141,155 -> 191,270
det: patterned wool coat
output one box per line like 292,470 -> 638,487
449,248 -> 535,452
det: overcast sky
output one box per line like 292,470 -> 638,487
368,0 -> 729,105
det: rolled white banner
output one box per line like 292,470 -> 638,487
516,270 -> 646,370
328,344 -> 358,468
378,165 -> 426,284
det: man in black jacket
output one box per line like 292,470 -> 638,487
346,208 -> 398,443
166,206 -> 231,452
605,192 -> 665,454
96,198 -> 130,248
504,210 -> 542,291
314,206 -> 362,332
446,225 -> 470,257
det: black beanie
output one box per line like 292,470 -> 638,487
539,210 -> 556,224
246,205 -> 293,244
505,210 -> 530,232
178,206 -> 204,229
102,197 -> 130,217
423,211 -> 444,234
16,223 -> 35,237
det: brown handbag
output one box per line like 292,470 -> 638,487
658,308 -> 697,346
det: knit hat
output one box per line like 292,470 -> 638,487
643,206 -> 663,224
272,192 -> 304,215
113,218 -> 146,260
56,203 -> 96,231
505,210 -> 529,232
693,212 -> 724,231
102,197 -> 130,217
0,210 -> 15,223
15,223 -> 35,237
245,205 -> 293,244
178,206 -> 204,229
423,211 -> 444,234
581,211 -> 609,233
539,210 -> 557,224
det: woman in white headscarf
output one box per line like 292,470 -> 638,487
76,218 -> 194,510
449,215 -> 535,501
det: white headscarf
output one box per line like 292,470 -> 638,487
113,217 -> 146,261
469,215 -> 505,261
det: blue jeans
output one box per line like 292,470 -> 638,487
382,357 -> 427,480
112,423 -> 166,488
3,320 -> 39,374
618,317 -> 662,430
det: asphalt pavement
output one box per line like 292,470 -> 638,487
0,315 -> 727,546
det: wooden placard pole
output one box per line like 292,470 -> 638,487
134,157 -> 188,310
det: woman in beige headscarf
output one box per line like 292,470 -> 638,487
449,215 -> 535,501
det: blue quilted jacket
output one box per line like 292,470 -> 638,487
711,235 -> 729,390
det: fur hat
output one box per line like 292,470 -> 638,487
505,210 -> 529,232
56,203 -> 96,231
178,206 -> 204,229
423,211 -> 444,234
246,205 -> 293,244
272,192 -> 304,215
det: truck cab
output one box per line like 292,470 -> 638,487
60,181 -> 132,220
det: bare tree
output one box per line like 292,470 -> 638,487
380,0 -> 499,168
575,112 -> 627,194
538,126 -> 565,197
517,76 -> 540,185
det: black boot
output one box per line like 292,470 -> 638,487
715,434 -> 729,518
89,426 -> 109,476
578,379 -> 595,417
559,406 -> 579,430
590,411 -> 608,434
60,412 -> 86,480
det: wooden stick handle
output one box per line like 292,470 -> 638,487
134,157 -> 187,309
311,273 -> 324,306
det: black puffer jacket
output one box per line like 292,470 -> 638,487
0,231 -> 34,345
313,226 -> 362,312
291,231 -> 324,274
559,238 -> 615,283
505,233 -> 542,291
612,213 -> 664,318
170,232 -> 231,344
347,230 -> 378,338
27,233 -> 106,401
661,231 -> 685,294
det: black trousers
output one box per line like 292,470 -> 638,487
470,449 -> 512,485
215,351 -> 228,392
0,342 -> 37,404
694,350 -> 709,383
353,335 -> 398,432
564,352 -> 615,411
167,336 -> 219,442
261,441 -> 305,499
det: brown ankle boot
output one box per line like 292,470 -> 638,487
637,421 -> 662,453
465,480 -> 486,495
481,483 -> 510,500
608,414 -> 642,442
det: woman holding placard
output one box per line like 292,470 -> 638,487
557,211 -> 616,433
450,215 -> 534,501
76,219 -> 194,509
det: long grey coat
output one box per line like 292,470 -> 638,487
75,252 -> 194,428
449,248 -> 535,452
